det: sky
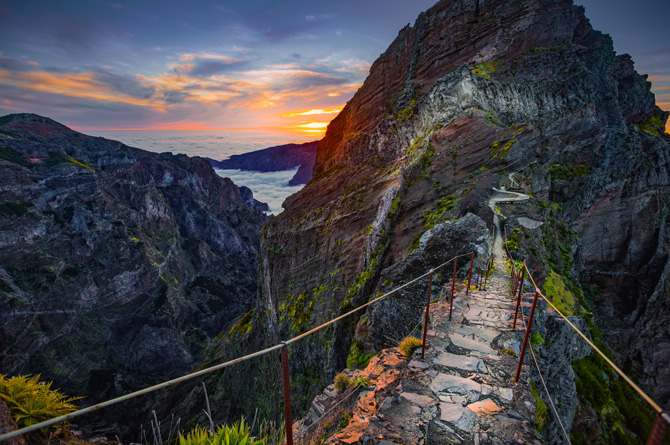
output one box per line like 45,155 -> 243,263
0,0 -> 667,136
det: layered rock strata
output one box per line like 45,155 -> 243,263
256,0 -> 669,429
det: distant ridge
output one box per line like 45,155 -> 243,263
208,141 -> 318,185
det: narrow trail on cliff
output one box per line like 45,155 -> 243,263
296,194 -> 545,444
488,187 -> 530,292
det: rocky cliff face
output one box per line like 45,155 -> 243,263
256,0 -> 669,431
0,113 -> 267,434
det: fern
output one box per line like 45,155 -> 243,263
0,374 -> 81,428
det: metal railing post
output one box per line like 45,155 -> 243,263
514,291 -> 539,382
281,344 -> 293,445
421,269 -> 434,359
647,411 -> 668,445
450,260 -> 456,320
466,254 -> 474,296
512,266 -> 526,329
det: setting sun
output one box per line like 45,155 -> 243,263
281,108 -> 342,117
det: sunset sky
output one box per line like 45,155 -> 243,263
0,0 -> 667,135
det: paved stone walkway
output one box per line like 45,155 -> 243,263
296,252 -> 542,444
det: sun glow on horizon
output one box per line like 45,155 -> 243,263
281,108 -> 342,117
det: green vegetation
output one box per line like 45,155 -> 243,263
530,380 -> 548,432
634,110 -> 667,138
179,418 -> 265,445
423,194 -> 458,231
531,332 -> 544,347
346,339 -> 375,370
396,98 -> 416,121
549,164 -> 589,181
278,286 -> 324,333
339,411 -> 352,429
571,350 -> 661,444
65,155 -> 92,169
471,61 -> 500,79
353,377 -> 371,389
227,309 -> 255,338
505,231 -> 519,252
398,336 -> 422,357
334,373 -> 352,391
0,374 -> 81,429
543,271 -> 576,315
341,258 -> 377,311
491,139 -> 516,159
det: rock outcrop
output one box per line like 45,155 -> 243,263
0,113 -> 267,435
254,0 -> 669,434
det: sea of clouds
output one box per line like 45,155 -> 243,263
87,129 -> 311,215
215,168 -> 304,215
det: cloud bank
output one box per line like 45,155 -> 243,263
215,168 -> 304,215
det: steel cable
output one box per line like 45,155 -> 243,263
0,251 -> 474,442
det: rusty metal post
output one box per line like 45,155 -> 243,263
450,260 -> 457,320
647,411 -> 668,445
514,292 -> 539,383
512,266 -> 526,329
466,254 -> 474,296
484,259 -> 491,289
280,344 -> 293,445
450,259 -> 457,298
421,269 -> 434,359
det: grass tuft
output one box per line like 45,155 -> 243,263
398,336 -> 423,357
334,373 -> 352,392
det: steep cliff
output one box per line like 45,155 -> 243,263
256,0 -> 669,431
0,113 -> 267,434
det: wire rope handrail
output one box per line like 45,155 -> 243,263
502,222 -> 669,427
522,262 -> 670,425
518,298 -> 572,444
0,251 -> 475,442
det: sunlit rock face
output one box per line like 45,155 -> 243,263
257,0 -> 670,419
0,113 -> 267,432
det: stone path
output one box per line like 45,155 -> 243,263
296,251 -> 542,444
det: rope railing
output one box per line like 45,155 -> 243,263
522,262 -> 670,426
295,302 -> 428,443
0,251 -> 476,443
518,297 -> 572,444
501,224 -> 669,443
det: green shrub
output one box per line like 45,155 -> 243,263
530,380 -> 548,432
334,373 -> 352,391
353,377 -> 371,389
543,271 -> 576,315
179,418 -> 264,445
531,333 -> 544,347
0,374 -> 81,428
398,336 -> 423,357
346,340 -> 375,370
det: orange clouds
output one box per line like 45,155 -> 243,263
0,69 -> 166,111
0,51 -> 360,131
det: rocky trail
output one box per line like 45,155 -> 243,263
296,215 -> 543,444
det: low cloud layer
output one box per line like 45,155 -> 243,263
215,168 -> 304,215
